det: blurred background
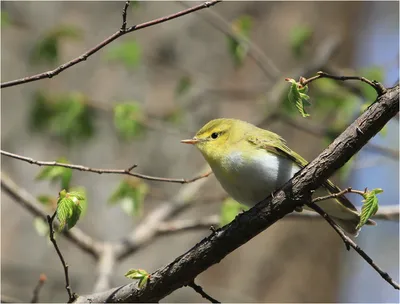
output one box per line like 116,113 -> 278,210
1,1 -> 399,302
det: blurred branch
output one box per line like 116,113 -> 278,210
179,1 -> 281,80
158,204 -> 400,234
277,115 -> 399,160
93,243 -> 116,293
0,0 -> 222,88
31,274 -> 47,303
46,212 -> 77,303
74,84 -> 399,302
1,150 -> 212,184
186,281 -> 220,303
115,165 -> 211,260
1,173 -> 102,258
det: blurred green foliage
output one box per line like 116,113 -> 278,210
114,102 -> 145,140
227,15 -> 252,67
1,10 -> 10,27
289,25 -> 313,58
175,75 -> 192,98
36,158 -> 73,190
31,24 -> 82,65
109,178 -> 149,217
220,198 -> 249,226
105,40 -> 141,69
30,90 -> 95,143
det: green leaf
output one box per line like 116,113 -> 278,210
286,78 -> 311,117
114,102 -> 145,140
125,269 -> 150,288
289,25 -> 313,58
109,178 -> 149,217
220,198 -> 249,226
175,76 -> 192,98
69,187 -> 88,218
1,11 -> 10,27
227,15 -> 253,67
357,188 -> 383,230
30,24 -> 82,65
33,217 -> 50,237
105,40 -> 141,69
56,191 -> 83,231
36,158 -> 73,190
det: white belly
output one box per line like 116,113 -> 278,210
211,151 -> 301,206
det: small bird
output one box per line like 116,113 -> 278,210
181,118 -> 375,235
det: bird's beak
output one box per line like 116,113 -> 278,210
181,138 -> 199,145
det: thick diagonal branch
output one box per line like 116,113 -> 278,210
75,85 -> 399,302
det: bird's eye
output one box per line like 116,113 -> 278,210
211,132 -> 219,139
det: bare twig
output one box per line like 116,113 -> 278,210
187,281 -> 220,303
300,71 -> 387,96
1,150 -> 212,184
120,1 -> 130,31
31,274 -> 47,303
47,212 -> 77,302
1,173 -> 102,258
1,0 -> 222,88
308,202 -> 399,289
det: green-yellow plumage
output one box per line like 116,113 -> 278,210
181,118 -> 375,235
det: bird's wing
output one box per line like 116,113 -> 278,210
247,131 -> 358,212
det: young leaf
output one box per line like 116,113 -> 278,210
36,158 -> 73,190
125,269 -> 150,288
109,178 -> 149,217
285,78 -> 311,118
56,191 -> 84,231
227,15 -> 253,67
69,187 -> 88,218
357,188 -> 383,230
289,25 -> 313,58
113,102 -> 145,140
105,40 -> 141,69
220,198 -> 249,226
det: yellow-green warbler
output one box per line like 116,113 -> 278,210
181,118 -> 375,235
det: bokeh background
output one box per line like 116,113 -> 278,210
1,1 -> 399,302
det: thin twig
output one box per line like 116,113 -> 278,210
187,281 -> 220,303
1,0 -> 222,88
308,202 -> 400,290
31,274 -> 47,303
300,71 -> 387,96
47,212 -> 77,302
1,173 -> 102,258
120,1 -> 130,31
1,150 -> 212,184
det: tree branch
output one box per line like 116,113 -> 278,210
31,274 -> 47,303
0,150 -> 212,184
186,281 -> 220,303
74,85 -> 399,302
1,173 -> 102,258
0,0 -> 222,88
47,212 -> 77,303
93,243 -> 117,293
